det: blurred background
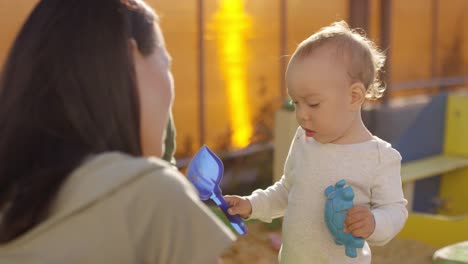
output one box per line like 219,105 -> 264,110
2,0 -> 467,158
1,1 -> 468,263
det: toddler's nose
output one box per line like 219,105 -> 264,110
296,106 -> 311,122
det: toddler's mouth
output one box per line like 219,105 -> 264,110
303,127 -> 316,137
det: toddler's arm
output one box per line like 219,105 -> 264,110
367,148 -> 408,246
244,175 -> 291,223
225,174 -> 290,221
227,127 -> 299,223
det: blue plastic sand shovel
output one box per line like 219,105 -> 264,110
187,145 -> 247,235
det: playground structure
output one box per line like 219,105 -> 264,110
395,93 -> 468,263
274,93 -> 468,263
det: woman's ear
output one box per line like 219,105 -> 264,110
128,39 -> 141,60
349,82 -> 366,111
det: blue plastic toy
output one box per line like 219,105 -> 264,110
324,179 -> 364,258
187,145 -> 247,235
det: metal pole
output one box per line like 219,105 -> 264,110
279,0 -> 287,99
349,0 -> 370,32
431,0 -> 439,80
197,0 -> 205,147
380,0 -> 392,104
350,0 -> 374,132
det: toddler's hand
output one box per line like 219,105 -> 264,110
344,205 -> 375,238
224,195 -> 252,219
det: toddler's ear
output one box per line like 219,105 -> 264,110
349,82 -> 366,111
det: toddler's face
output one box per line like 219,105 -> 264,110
287,45 -> 356,144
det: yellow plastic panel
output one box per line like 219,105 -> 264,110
439,167 -> 468,216
397,213 -> 468,248
444,95 -> 468,156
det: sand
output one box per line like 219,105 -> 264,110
221,222 -> 436,264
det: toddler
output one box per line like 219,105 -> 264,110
226,21 -> 408,264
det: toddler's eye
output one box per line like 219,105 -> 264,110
308,103 -> 320,108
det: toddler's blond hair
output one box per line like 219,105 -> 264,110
287,20 -> 386,100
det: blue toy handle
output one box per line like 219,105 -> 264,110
211,194 -> 247,235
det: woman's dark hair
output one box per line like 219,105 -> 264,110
0,0 -> 158,242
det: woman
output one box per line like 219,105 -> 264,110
0,0 -> 235,263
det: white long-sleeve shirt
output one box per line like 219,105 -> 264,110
247,127 -> 408,264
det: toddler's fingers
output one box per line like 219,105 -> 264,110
347,205 -> 368,215
351,227 -> 369,238
345,211 -> 367,226
227,206 -> 241,215
224,196 -> 238,206
346,221 -> 365,233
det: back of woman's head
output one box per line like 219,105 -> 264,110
0,0 -> 158,242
